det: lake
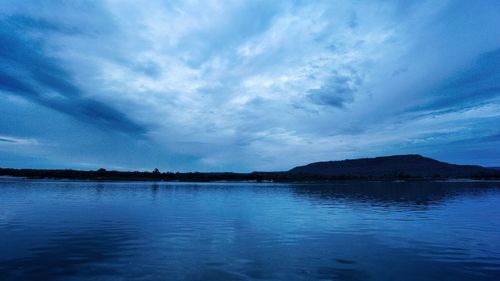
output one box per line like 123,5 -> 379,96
1,179 -> 499,281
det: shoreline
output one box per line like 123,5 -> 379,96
2,175 -> 500,184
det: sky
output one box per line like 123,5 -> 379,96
1,0 -> 500,172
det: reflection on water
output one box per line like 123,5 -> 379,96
0,180 -> 499,281
0,226 -> 135,280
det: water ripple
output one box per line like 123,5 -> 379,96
0,180 -> 499,280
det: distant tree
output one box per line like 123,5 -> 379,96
152,168 -> 161,175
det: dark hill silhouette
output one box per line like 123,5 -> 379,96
289,154 -> 497,178
0,155 -> 498,181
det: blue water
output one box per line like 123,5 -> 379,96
1,179 -> 499,281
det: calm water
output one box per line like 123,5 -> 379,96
1,179 -> 499,281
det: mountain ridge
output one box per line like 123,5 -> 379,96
1,154 -> 498,181
289,154 -> 496,178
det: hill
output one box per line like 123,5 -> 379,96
289,154 -> 497,178
1,155 -> 498,181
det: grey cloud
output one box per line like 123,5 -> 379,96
411,47 -> 500,113
131,61 -> 162,78
0,14 -> 146,136
5,14 -> 84,35
0,138 -> 16,143
348,12 -> 358,29
1,0 -> 499,170
307,71 -> 362,108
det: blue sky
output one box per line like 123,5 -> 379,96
1,0 -> 499,171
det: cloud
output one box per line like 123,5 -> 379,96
0,135 -> 38,145
0,0 -> 500,170
307,70 -> 362,107
0,138 -> 15,143
4,14 -> 84,34
412,47 -> 500,112
0,8 -> 145,136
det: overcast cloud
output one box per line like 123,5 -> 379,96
1,0 -> 499,171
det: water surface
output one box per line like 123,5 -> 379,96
1,179 -> 499,280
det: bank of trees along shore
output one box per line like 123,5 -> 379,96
1,167 -> 499,182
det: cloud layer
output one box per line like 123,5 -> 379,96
1,0 -> 500,171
